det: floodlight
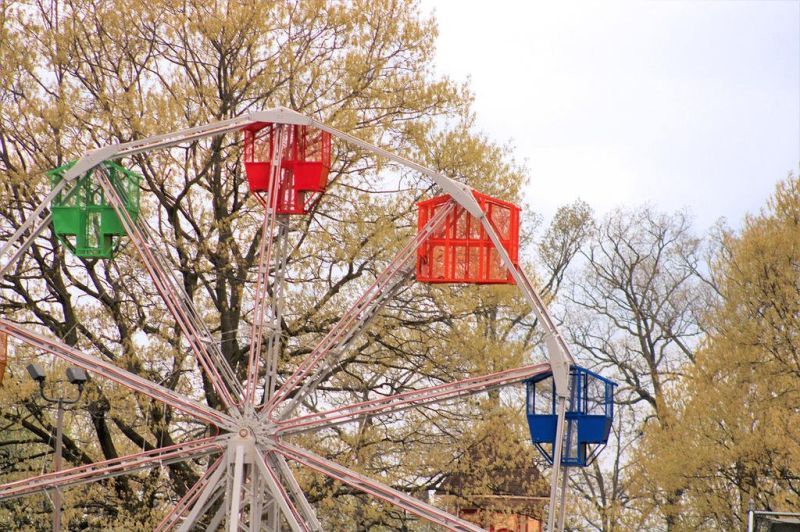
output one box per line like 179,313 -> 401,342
65,367 -> 88,386
26,363 -> 46,383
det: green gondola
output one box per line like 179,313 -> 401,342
48,160 -> 141,259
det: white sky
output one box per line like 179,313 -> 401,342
421,0 -> 800,230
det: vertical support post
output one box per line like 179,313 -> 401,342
249,471 -> 263,532
266,499 -> 279,532
264,218 -> 289,404
557,465 -> 569,532
52,400 -> 65,532
547,396 -> 567,532
747,499 -> 754,532
229,445 -> 246,532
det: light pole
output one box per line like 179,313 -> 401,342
26,363 -> 87,532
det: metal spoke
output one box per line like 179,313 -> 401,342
155,455 -> 225,532
0,435 -> 226,501
270,454 -> 322,531
253,452 -> 307,532
96,169 -> 242,408
264,200 -> 456,418
246,126 -> 287,406
0,213 -> 53,281
276,442 -> 482,532
0,319 -> 237,430
276,363 -> 550,435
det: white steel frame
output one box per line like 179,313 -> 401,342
0,108 -> 575,531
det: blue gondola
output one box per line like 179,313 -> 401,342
525,366 -> 616,467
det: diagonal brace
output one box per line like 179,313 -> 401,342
0,319 -> 237,430
275,363 -> 550,435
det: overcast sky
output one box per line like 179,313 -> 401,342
421,0 -> 800,231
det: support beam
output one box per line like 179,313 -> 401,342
0,436 -> 226,501
276,363 -> 550,435
264,201 -> 456,418
246,131 -> 287,406
207,499 -> 227,531
277,442 -> 483,532
96,170 -> 243,408
477,216 -> 574,393
253,452 -> 306,532
557,466 -> 569,532
181,487 -> 225,532
270,454 -> 323,531
0,319 -> 236,430
261,218 -> 290,407
547,396 -> 568,532
156,455 -> 225,532
228,444 -> 246,532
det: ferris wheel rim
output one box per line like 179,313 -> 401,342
0,109 -> 575,531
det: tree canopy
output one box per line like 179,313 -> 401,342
633,176 -> 800,531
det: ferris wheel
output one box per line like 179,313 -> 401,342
0,108 -> 612,532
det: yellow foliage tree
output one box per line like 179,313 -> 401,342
633,176 -> 800,531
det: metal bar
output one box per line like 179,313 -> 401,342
246,208 -> 276,405
208,497 -> 227,531
101,116 -> 258,161
276,442 -> 483,532
478,216 -> 574,393
0,319 -> 237,430
271,455 -> 323,531
547,397 -> 568,532
557,466 -> 569,532
264,201 -> 456,418
253,452 -> 307,532
0,213 -> 52,281
752,511 -> 800,517
137,219 -> 244,404
248,468 -> 263,532
228,445 -> 246,532
276,363 -> 550,435
0,435 -> 226,501
95,169 -> 242,408
263,218 -> 289,405
157,455 -> 225,532
246,128 -> 285,406
265,498 -> 278,532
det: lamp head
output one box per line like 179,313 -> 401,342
26,363 -> 46,383
65,367 -> 88,386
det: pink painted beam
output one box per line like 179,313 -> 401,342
0,435 -> 226,501
276,363 -> 550,435
276,442 -> 483,532
97,172 -> 241,408
0,319 -> 237,430
254,452 -> 308,532
245,145 -> 285,404
264,201 -> 456,416
154,454 -> 225,531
